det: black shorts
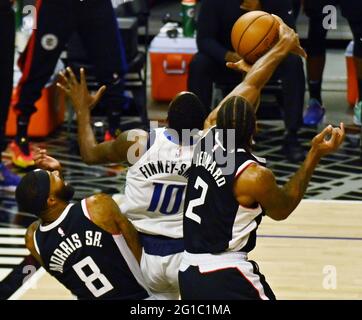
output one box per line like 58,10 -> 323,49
304,0 -> 362,21
179,261 -> 276,300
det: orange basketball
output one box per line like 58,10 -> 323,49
231,11 -> 280,64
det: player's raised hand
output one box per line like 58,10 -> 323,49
57,67 -> 106,116
34,148 -> 62,171
272,14 -> 307,59
310,123 -> 345,158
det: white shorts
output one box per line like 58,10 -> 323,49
140,249 -> 182,300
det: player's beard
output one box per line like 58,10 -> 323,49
55,183 -> 75,202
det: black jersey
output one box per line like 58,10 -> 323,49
34,200 -> 149,300
183,127 -> 266,254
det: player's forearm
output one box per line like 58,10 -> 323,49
75,112 -> 100,165
279,149 -> 321,219
242,37 -> 290,91
204,36 -> 292,129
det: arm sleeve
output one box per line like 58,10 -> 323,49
196,0 -> 229,64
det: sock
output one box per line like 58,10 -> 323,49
16,115 -> 29,144
358,78 -> 362,103
308,80 -> 323,104
15,115 -> 30,155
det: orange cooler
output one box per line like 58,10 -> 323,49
6,81 -> 65,137
150,24 -> 197,101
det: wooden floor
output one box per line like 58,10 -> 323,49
14,200 -> 362,300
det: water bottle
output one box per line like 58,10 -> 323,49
14,0 -> 23,31
181,0 -> 196,37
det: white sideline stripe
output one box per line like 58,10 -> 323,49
0,248 -> 29,256
0,228 -> 26,236
0,268 -> 13,282
0,257 -> 24,265
8,268 -> 46,300
0,237 -> 25,245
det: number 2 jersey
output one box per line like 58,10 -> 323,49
184,127 -> 267,254
120,128 -> 200,239
33,200 -> 149,300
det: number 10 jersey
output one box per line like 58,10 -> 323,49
120,128 -> 200,239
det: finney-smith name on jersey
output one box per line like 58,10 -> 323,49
138,160 -> 190,179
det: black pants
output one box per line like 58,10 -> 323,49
179,263 -> 276,300
188,53 -> 305,133
0,0 -> 15,152
305,0 -> 362,58
15,0 -> 127,122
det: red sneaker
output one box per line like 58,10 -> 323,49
8,140 -> 35,168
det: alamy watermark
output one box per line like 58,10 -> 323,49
322,5 -> 338,30
322,265 -> 337,290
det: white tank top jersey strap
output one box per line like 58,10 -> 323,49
119,127 -> 201,239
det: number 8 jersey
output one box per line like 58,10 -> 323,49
119,128 -> 200,239
34,200 -> 150,300
184,127 -> 267,254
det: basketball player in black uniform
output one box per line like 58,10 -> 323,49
179,19 -> 346,300
16,151 -> 152,300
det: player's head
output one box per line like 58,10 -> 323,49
216,95 -> 256,149
167,91 -> 207,137
16,169 -> 75,217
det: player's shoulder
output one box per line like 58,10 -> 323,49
236,162 -> 274,185
85,193 -> 115,211
84,194 -> 122,234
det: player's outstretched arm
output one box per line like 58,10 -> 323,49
85,194 -> 142,263
204,16 -> 306,129
234,124 -> 345,221
57,68 -> 147,165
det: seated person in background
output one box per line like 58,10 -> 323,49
303,0 -> 362,126
17,151 -> 153,300
188,0 -> 306,163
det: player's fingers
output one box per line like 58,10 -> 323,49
56,83 -> 70,95
226,61 -> 251,73
66,67 -> 78,86
292,45 -> 307,59
327,129 -> 338,147
58,71 -> 70,85
314,125 -> 333,143
335,123 -> 346,145
80,68 -> 86,87
94,85 -> 107,105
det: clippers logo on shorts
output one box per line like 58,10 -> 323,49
41,34 -> 58,51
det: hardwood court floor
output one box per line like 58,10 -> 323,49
13,200 -> 362,300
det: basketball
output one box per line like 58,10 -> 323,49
231,11 -> 280,64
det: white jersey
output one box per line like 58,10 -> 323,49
119,128 -> 199,239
